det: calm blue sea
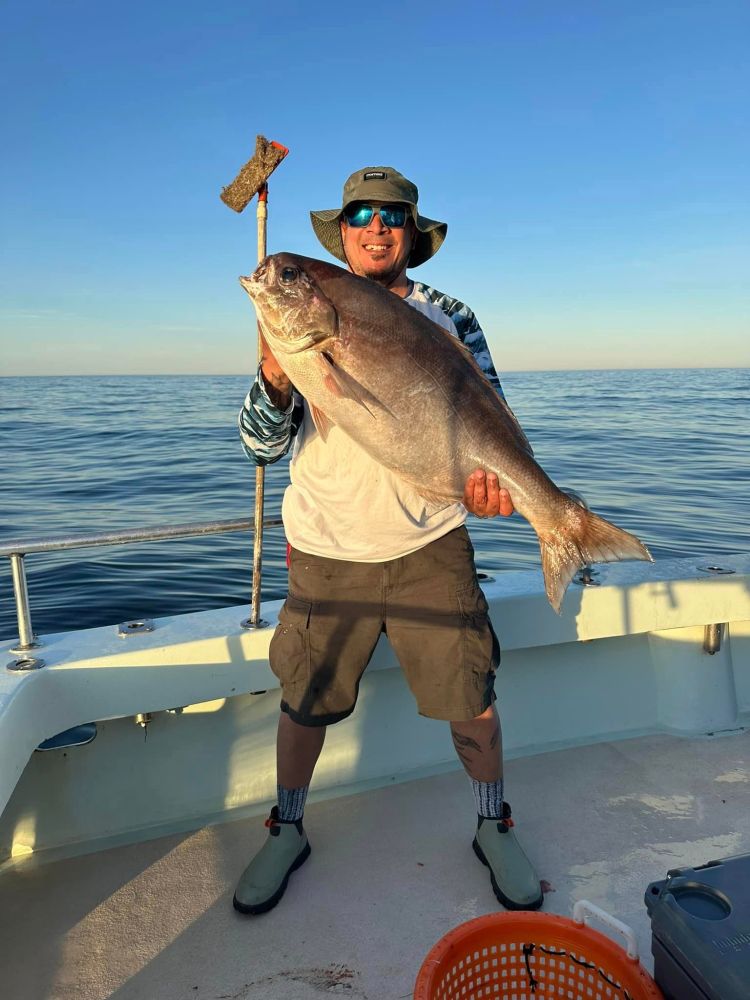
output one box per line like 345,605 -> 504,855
1,369 -> 748,644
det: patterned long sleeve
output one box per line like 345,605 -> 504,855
237,365 -> 303,466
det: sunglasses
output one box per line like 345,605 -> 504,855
342,203 -> 409,228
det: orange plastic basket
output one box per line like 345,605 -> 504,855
414,909 -> 664,1000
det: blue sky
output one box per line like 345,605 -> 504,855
1,0 -> 748,375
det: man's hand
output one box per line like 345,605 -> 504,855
463,469 -> 514,518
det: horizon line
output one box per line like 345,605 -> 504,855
2,365 -> 749,378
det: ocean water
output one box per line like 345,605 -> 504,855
1,369 -> 748,644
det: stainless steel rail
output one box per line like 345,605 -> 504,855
2,516 -> 284,653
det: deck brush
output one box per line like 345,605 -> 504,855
220,135 -> 289,213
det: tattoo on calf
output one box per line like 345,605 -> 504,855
451,728 -> 482,766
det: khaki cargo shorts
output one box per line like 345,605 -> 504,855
269,526 -> 500,726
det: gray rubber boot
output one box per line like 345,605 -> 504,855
233,807 -> 311,915
472,801 -> 543,911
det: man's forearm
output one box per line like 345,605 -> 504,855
261,361 -> 293,409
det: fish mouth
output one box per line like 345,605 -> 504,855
239,274 -> 261,297
239,258 -> 273,296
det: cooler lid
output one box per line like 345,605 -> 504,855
645,854 -> 750,1000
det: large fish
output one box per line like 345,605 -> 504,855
240,252 -> 652,611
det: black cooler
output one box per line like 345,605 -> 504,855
644,853 -> 750,1000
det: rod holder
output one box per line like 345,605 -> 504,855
118,620 -> 155,637
6,656 -> 45,672
241,616 -> 270,630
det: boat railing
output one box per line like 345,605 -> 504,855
1,516 -> 284,654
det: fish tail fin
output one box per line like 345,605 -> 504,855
539,502 -> 652,613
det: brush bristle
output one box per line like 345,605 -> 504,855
220,135 -> 287,212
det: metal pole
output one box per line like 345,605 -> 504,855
249,185 -> 269,629
9,553 -> 39,651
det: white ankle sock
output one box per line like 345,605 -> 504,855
471,777 -> 504,818
277,783 -> 309,822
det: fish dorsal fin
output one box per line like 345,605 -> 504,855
424,318 -> 534,457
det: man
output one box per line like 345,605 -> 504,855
234,167 -> 543,915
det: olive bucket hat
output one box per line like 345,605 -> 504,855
310,166 -> 448,268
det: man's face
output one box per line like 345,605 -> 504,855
340,201 -> 415,286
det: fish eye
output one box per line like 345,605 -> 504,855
280,266 -> 299,284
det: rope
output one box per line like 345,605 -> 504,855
523,942 -> 636,999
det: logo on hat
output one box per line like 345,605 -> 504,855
363,171 -> 387,180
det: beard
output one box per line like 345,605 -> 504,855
356,262 -> 401,286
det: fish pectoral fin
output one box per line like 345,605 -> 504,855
412,484 -> 456,506
318,353 -> 392,420
309,404 -> 334,441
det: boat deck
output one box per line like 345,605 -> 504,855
1,729 -> 748,1000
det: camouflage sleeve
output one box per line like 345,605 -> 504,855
237,366 -> 303,466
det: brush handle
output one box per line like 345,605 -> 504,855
250,186 -> 269,629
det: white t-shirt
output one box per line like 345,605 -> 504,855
282,288 -> 467,562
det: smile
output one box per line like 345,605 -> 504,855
363,244 -> 391,252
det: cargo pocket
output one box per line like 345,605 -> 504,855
269,595 -> 312,691
457,580 -> 500,685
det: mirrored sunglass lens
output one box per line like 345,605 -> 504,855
379,205 -> 407,227
344,204 -> 374,227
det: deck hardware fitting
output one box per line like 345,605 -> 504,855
118,619 -> 155,637
703,623 -> 726,655
6,656 -> 46,672
241,616 -> 270,630
476,572 -> 496,583
134,713 -> 152,729
697,565 -> 735,575
166,707 -> 184,714
8,640 -> 41,655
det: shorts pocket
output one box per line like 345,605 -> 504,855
269,596 -> 312,690
456,581 -> 500,680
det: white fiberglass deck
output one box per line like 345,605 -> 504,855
2,729 -> 749,1000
